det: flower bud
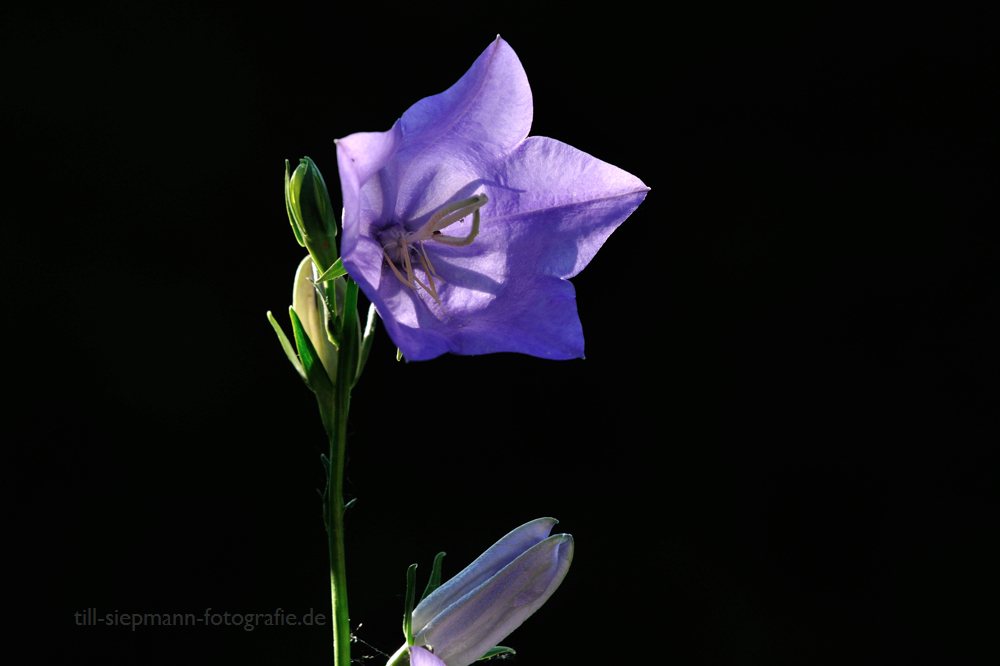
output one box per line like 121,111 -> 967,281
409,518 -> 574,666
292,254 -> 339,384
286,156 -> 339,272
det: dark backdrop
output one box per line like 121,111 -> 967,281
8,3 -> 995,664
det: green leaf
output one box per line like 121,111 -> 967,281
478,646 -> 516,660
290,306 -> 333,395
403,563 -> 418,646
419,552 -> 446,603
267,310 -> 307,383
284,160 -> 306,247
315,258 -> 347,283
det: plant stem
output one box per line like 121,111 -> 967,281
322,278 -> 360,666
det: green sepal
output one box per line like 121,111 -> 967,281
284,160 -> 306,247
290,306 -> 334,395
403,563 -> 418,646
478,646 -> 516,660
396,347 -> 404,362
267,310 -> 307,383
355,302 -> 377,387
309,277 -> 342,349
419,551 -> 446,603
316,258 -> 347,283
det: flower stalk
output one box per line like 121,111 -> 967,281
272,156 -> 375,666
319,275 -> 359,666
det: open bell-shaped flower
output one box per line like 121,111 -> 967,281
401,517 -> 573,666
336,36 -> 648,361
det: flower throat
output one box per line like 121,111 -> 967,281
381,194 -> 488,304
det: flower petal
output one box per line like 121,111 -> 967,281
335,122 -> 404,265
392,35 -> 532,222
416,534 -> 574,666
412,518 -> 557,634
410,646 -> 447,666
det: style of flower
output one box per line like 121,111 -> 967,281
404,517 -> 573,666
335,36 -> 648,361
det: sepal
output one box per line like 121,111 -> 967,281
404,563 -> 418,645
266,310 -> 307,383
316,258 -> 347,283
355,302 -> 378,387
289,306 -> 334,395
477,647 -> 515,660
420,552 -> 446,603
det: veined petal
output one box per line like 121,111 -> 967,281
410,646 -> 447,666
412,518 -> 557,633
336,123 -> 404,263
416,534 -> 574,666
393,36 -> 532,223
485,136 -> 649,279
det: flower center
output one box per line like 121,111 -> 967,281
380,194 -> 488,303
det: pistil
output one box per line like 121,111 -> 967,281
382,194 -> 488,303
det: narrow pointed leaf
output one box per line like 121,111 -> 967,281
267,310 -> 307,383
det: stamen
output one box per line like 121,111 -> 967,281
414,249 -> 441,303
417,242 -> 445,284
383,248 -> 415,289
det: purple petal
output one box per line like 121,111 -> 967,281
410,646 -> 447,666
393,35 -> 532,221
415,534 -> 574,666
335,122 -> 404,265
412,518 -> 557,633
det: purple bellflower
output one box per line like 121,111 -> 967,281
335,37 -> 648,360
401,517 -> 573,666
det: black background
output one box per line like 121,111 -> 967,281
7,3 -> 996,664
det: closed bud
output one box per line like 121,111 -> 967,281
403,518 -> 574,666
286,156 -> 339,272
292,255 -> 340,384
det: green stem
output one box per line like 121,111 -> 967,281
321,278 -> 361,666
